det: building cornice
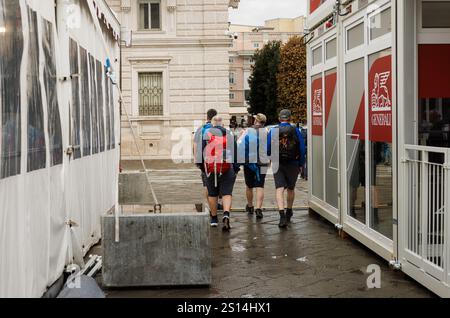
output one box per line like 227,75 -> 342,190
126,37 -> 233,48
167,0 -> 177,12
120,0 -> 131,12
128,56 -> 173,64
200,38 -> 233,47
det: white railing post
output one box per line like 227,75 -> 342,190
421,150 -> 429,260
446,149 -> 450,285
400,148 -> 408,256
402,144 -> 450,292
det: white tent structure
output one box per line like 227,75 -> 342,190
0,0 -> 120,297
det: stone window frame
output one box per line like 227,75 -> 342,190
138,0 -> 162,31
132,0 -> 177,35
138,72 -> 164,116
130,57 -> 171,118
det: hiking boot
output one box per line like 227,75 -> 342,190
210,215 -> 219,227
255,209 -> 264,220
246,205 -> 254,215
286,209 -> 293,223
222,216 -> 231,232
278,211 -> 288,228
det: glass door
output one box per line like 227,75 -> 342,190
309,31 -> 339,218
343,0 -> 394,242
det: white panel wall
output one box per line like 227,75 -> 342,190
0,0 -> 120,297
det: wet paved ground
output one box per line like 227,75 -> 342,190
98,161 -> 434,298
119,160 -> 309,209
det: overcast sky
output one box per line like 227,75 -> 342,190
229,0 -> 308,26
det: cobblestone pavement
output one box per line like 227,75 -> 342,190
99,162 -> 434,298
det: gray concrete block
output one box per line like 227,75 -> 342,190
119,173 -> 155,205
102,212 -> 211,287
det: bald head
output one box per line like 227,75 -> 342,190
212,115 -> 223,127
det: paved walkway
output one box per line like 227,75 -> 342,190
119,160 -> 309,209
98,162 -> 434,298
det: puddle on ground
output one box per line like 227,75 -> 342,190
272,254 -> 288,260
230,238 -> 248,253
296,257 -> 308,263
231,244 -> 247,253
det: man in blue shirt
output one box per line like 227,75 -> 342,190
267,109 -> 306,228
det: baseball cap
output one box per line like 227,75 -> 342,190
279,109 -> 292,120
254,113 -> 267,124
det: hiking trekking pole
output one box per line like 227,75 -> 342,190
214,162 -> 218,188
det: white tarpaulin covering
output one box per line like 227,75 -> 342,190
0,0 -> 120,297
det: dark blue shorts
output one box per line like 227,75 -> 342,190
274,163 -> 300,190
206,169 -> 237,197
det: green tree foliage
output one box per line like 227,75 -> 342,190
277,36 -> 307,123
248,41 -> 281,124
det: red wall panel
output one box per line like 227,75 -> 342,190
419,44 -> 450,98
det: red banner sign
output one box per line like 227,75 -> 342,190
368,55 -> 392,143
310,0 -> 324,14
351,55 -> 392,143
311,77 -> 323,136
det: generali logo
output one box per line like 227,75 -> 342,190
371,71 -> 391,112
312,88 -> 323,116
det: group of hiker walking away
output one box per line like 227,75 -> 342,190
194,108 -> 306,232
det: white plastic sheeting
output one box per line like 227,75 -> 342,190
0,0 -> 120,297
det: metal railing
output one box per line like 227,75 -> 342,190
403,144 -> 449,281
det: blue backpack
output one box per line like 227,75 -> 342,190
237,128 -> 267,181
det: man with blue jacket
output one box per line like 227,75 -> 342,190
237,113 -> 269,220
268,109 -> 306,228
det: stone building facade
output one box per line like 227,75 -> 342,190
106,0 -> 239,160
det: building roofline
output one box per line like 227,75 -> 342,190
265,15 -> 305,22
230,23 -> 263,28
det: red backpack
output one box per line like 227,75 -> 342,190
204,128 -> 231,177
